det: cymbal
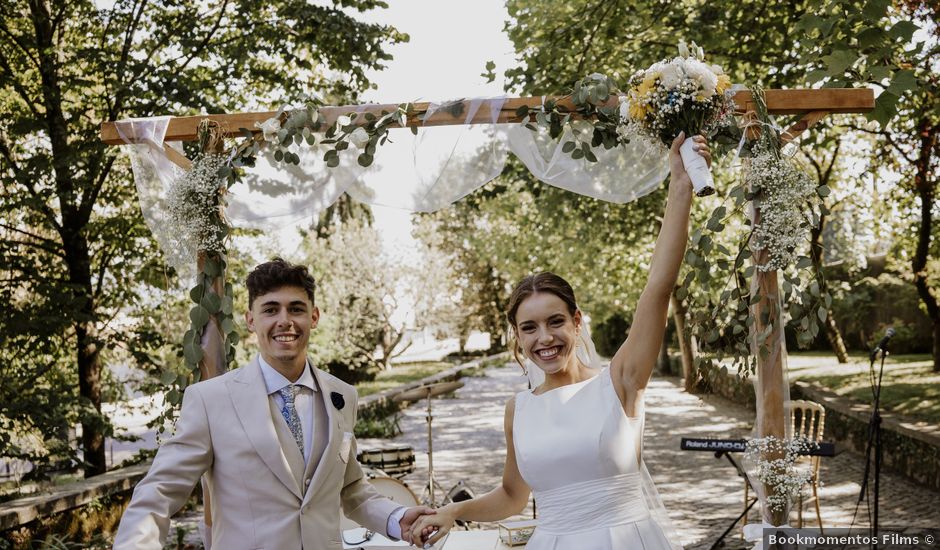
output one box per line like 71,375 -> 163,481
393,380 -> 465,402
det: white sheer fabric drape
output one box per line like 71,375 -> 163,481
115,98 -> 668,275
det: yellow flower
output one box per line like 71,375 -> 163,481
637,73 -> 658,97
628,101 -> 648,120
716,74 -> 731,94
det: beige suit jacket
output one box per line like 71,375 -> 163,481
113,356 -> 400,550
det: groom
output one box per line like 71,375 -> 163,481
113,258 -> 433,549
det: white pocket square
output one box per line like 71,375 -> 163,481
339,431 -> 353,463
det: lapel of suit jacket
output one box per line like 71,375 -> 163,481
228,356 -> 303,500
303,366 -> 343,504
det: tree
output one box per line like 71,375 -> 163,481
800,0 -> 938,369
498,0 -> 931,370
304,220 -> 410,377
0,0 -> 405,477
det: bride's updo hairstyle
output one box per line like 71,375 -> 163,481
506,272 -> 579,370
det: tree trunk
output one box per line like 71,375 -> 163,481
31,0 -> 107,477
910,118 -> 939,372
809,155 -> 849,363
65,232 -> 106,477
670,290 -> 698,392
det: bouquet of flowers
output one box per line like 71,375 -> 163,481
621,41 -> 736,196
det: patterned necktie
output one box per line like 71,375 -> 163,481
277,385 -> 305,458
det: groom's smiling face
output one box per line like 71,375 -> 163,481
246,285 -> 320,373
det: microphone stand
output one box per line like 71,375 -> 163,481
858,342 -> 889,546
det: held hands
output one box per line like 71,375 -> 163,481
399,506 -> 436,545
669,132 -> 712,190
409,504 -> 460,547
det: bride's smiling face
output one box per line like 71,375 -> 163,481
515,292 -> 582,374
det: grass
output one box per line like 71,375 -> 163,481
786,352 -> 940,426
355,361 -> 455,397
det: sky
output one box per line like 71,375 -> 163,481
356,0 -> 517,265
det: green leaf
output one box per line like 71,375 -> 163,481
160,370 -> 177,385
817,306 -> 828,323
190,305 -> 210,327
189,284 -> 205,303
221,317 -> 236,334
562,141 -> 576,153
183,341 -> 203,364
201,292 -> 221,314
822,49 -> 857,75
327,156 -> 340,168
796,256 -> 813,269
357,153 -> 373,167
862,0 -> 890,18
868,91 -> 899,128
203,257 -> 220,277
888,21 -> 918,42
221,296 -> 234,315
857,28 -> 884,49
868,64 -> 892,82
816,185 -> 830,198
886,70 -> 917,97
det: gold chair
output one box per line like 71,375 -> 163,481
790,399 -> 825,532
741,399 -> 826,533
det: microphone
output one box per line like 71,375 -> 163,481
869,327 -> 896,361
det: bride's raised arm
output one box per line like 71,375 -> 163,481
610,132 -> 711,414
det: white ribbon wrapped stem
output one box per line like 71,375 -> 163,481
679,138 -> 714,196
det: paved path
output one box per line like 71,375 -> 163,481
359,363 -> 940,548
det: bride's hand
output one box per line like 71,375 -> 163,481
410,503 -> 459,547
669,132 -> 712,189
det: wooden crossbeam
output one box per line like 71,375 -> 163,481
100,89 -> 873,145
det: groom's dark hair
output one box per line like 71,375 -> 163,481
246,258 -> 316,308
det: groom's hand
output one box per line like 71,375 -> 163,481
399,506 -> 436,545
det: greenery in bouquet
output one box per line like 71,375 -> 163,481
621,40 -> 736,147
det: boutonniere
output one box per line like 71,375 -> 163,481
330,391 -> 345,411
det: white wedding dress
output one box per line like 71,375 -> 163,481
513,366 -> 680,549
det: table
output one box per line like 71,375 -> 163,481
342,528 -> 513,549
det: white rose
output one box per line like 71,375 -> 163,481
659,63 -> 682,89
255,117 -> 281,143
336,115 -> 352,127
348,127 -> 370,148
678,40 -> 689,58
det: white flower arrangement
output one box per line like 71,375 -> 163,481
746,143 -> 821,271
164,154 -> 228,265
744,435 -> 815,513
620,41 -> 736,195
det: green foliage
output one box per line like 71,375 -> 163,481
0,0 -> 405,473
302,219 -> 408,376
414,161 -> 665,346
829,273 -> 934,353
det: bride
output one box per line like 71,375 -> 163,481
410,133 -> 710,549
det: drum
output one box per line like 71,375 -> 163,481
357,445 -> 416,477
341,475 -> 419,531
369,476 -> 419,507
